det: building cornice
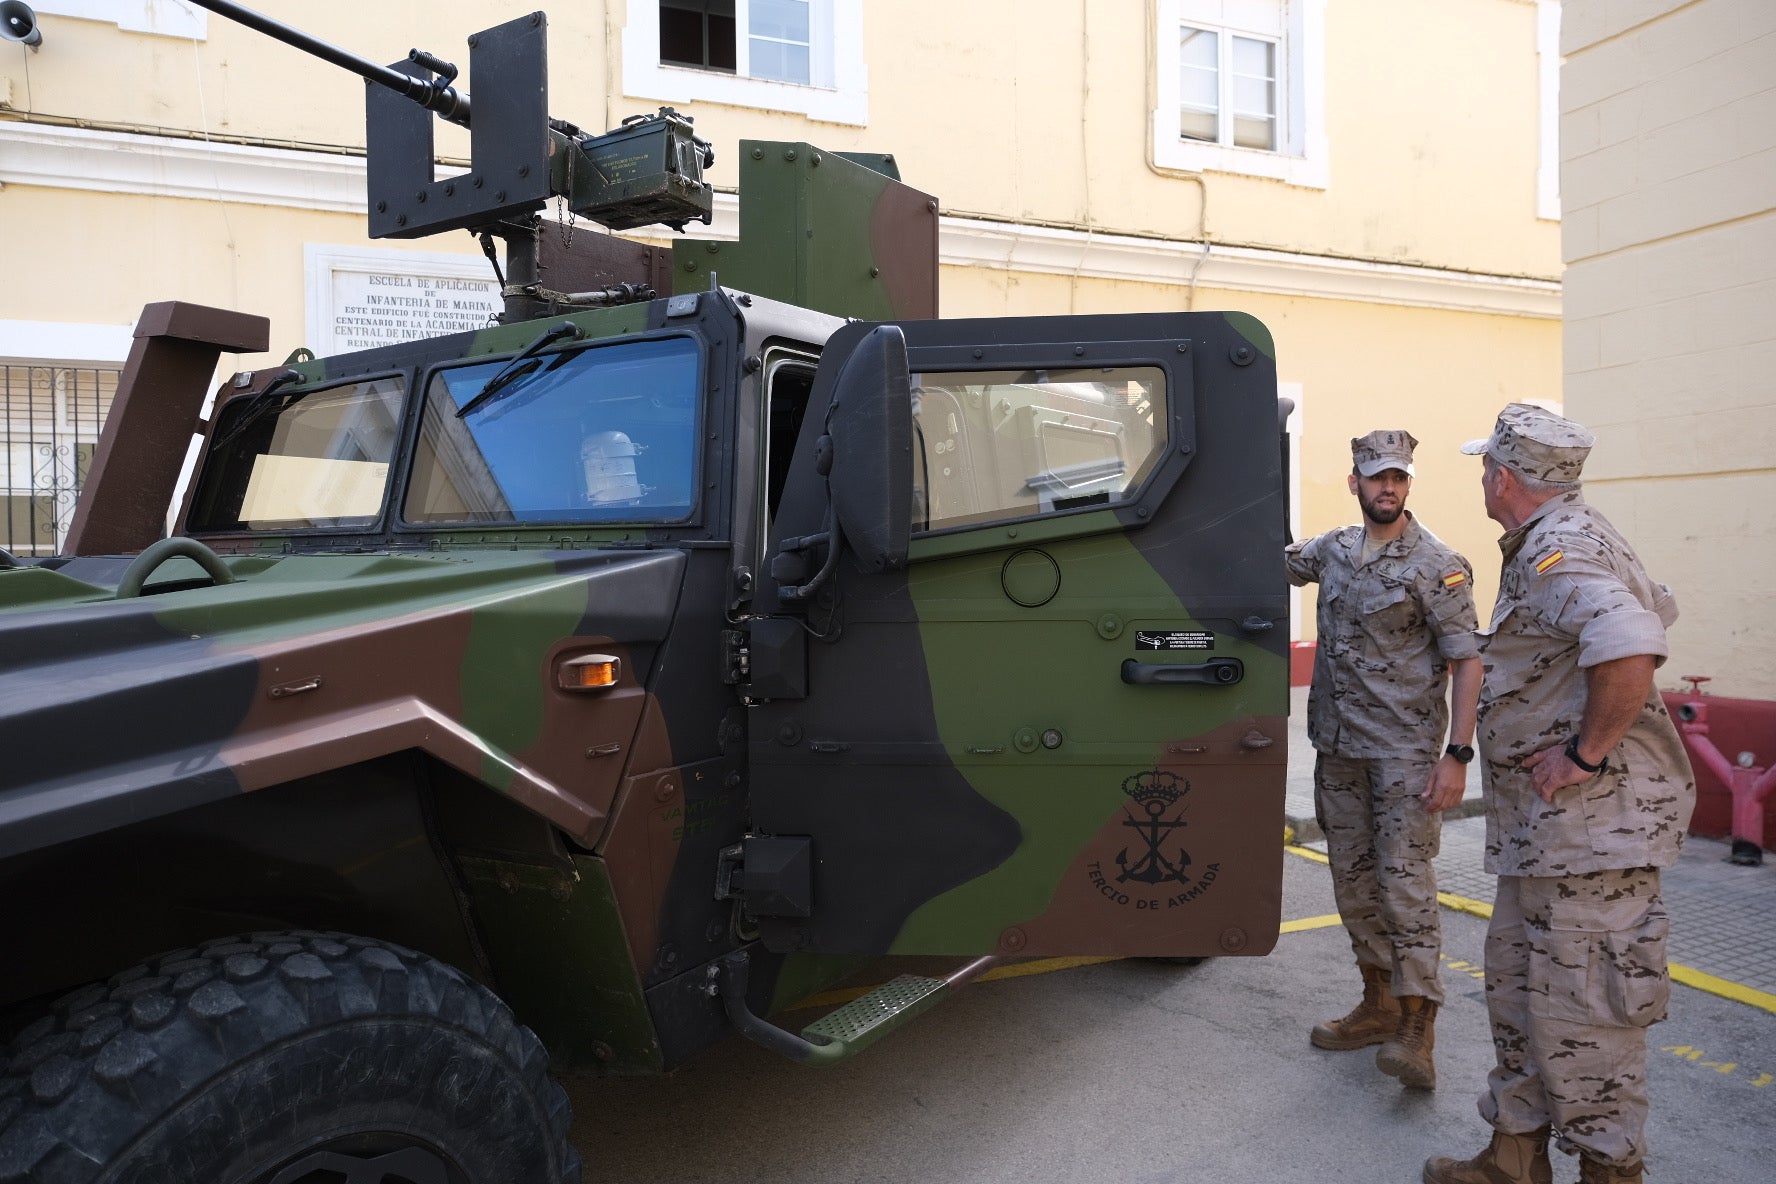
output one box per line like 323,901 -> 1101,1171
937,217 -> 1562,318
0,122 -> 1561,318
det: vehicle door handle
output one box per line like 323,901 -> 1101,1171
1120,658 -> 1244,686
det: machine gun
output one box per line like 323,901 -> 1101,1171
187,0 -> 715,319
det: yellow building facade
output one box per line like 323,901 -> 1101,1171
1,0 -> 1562,627
1561,0 -> 1775,699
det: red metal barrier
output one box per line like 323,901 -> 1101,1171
1665,678 -> 1776,862
1290,641 -> 1315,688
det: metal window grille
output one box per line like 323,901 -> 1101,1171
2,364 -> 121,556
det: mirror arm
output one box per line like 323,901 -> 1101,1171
783,510 -> 843,603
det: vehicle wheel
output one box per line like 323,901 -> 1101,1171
0,932 -> 581,1184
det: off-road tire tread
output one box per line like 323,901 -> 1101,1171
0,932 -> 582,1184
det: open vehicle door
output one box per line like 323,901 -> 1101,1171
744,312 -> 1287,960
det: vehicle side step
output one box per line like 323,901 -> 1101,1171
715,952 -> 975,1066
800,974 -> 949,1056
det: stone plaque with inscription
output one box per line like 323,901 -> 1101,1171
328,270 -> 501,352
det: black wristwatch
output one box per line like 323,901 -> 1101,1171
1564,734 -> 1610,775
1445,743 -> 1475,764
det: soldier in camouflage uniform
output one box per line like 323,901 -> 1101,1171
1286,430 -> 1481,1092
1425,405 -> 1696,1184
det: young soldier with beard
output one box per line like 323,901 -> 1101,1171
1284,430 -> 1482,1091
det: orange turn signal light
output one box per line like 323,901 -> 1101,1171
558,654 -> 621,692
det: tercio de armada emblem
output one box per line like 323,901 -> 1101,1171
1086,770 -> 1221,910
1116,770 -> 1191,884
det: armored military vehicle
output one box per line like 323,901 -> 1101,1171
0,3 -> 1288,1180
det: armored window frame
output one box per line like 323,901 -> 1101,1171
908,365 -> 1169,538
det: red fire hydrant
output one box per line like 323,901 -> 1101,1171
1677,676 -> 1776,866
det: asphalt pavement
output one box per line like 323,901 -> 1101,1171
568,688 -> 1776,1182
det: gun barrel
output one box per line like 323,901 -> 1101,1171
186,0 -> 470,125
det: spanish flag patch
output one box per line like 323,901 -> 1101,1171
1534,550 -> 1565,574
1442,571 -> 1468,588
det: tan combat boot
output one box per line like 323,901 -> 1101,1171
1422,1127 -> 1553,1184
1578,1157 -> 1644,1183
1376,994 -> 1438,1089
1309,963 -> 1398,1049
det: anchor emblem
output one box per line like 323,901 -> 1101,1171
1115,770 -> 1192,885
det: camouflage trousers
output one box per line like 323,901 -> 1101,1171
1313,754 -> 1443,1002
1481,869 -> 1669,1169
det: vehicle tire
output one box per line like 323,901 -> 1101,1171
0,932 -> 582,1184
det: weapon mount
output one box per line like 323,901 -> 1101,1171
188,0 -> 716,321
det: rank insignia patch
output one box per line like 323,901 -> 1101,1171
1534,550 -> 1565,574
1442,571 -> 1468,588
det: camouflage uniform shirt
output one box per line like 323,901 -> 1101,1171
1285,514 -> 1480,759
1477,490 -> 1696,876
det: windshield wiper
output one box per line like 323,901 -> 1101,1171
211,369 -> 306,453
456,322 -> 584,419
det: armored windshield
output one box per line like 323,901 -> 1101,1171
405,335 -> 701,525
188,377 -> 406,532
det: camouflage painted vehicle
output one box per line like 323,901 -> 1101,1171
0,5 -> 1288,1182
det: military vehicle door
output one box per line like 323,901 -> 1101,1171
746,313 -> 1287,960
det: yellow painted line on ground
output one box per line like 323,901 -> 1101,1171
1289,837 -> 1776,1016
786,955 -> 1123,1012
1437,891 -> 1494,920
1670,964 -> 1776,1016
977,955 -> 1122,982
1279,912 -> 1344,934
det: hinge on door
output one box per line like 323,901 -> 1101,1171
721,628 -> 750,685
714,835 -> 813,918
729,565 -> 755,613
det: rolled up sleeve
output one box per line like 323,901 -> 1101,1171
1578,609 -> 1670,668
1436,629 -> 1482,661
1421,559 -> 1481,660
1538,546 -> 1671,667
1284,535 -> 1324,587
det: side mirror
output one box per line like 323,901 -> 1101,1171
826,325 -> 912,572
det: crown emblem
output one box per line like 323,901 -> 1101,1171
1122,769 -> 1188,807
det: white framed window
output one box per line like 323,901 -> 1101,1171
1179,24 -> 1278,150
624,0 -> 868,126
1154,0 -> 1326,188
658,0 -> 815,85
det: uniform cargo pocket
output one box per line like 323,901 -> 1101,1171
1602,909 -> 1670,1028
1529,893 -> 1666,1028
1528,927 -> 1598,1025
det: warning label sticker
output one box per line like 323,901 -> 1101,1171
1135,631 -> 1216,651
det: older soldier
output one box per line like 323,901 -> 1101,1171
1286,430 -> 1481,1091
1425,405 -> 1695,1184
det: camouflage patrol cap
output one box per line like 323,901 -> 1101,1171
1460,403 -> 1594,482
1351,429 -> 1417,477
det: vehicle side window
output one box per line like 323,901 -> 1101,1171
188,377 -> 405,532
910,366 -> 1166,533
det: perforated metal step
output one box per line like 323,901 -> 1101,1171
800,974 -> 949,1055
